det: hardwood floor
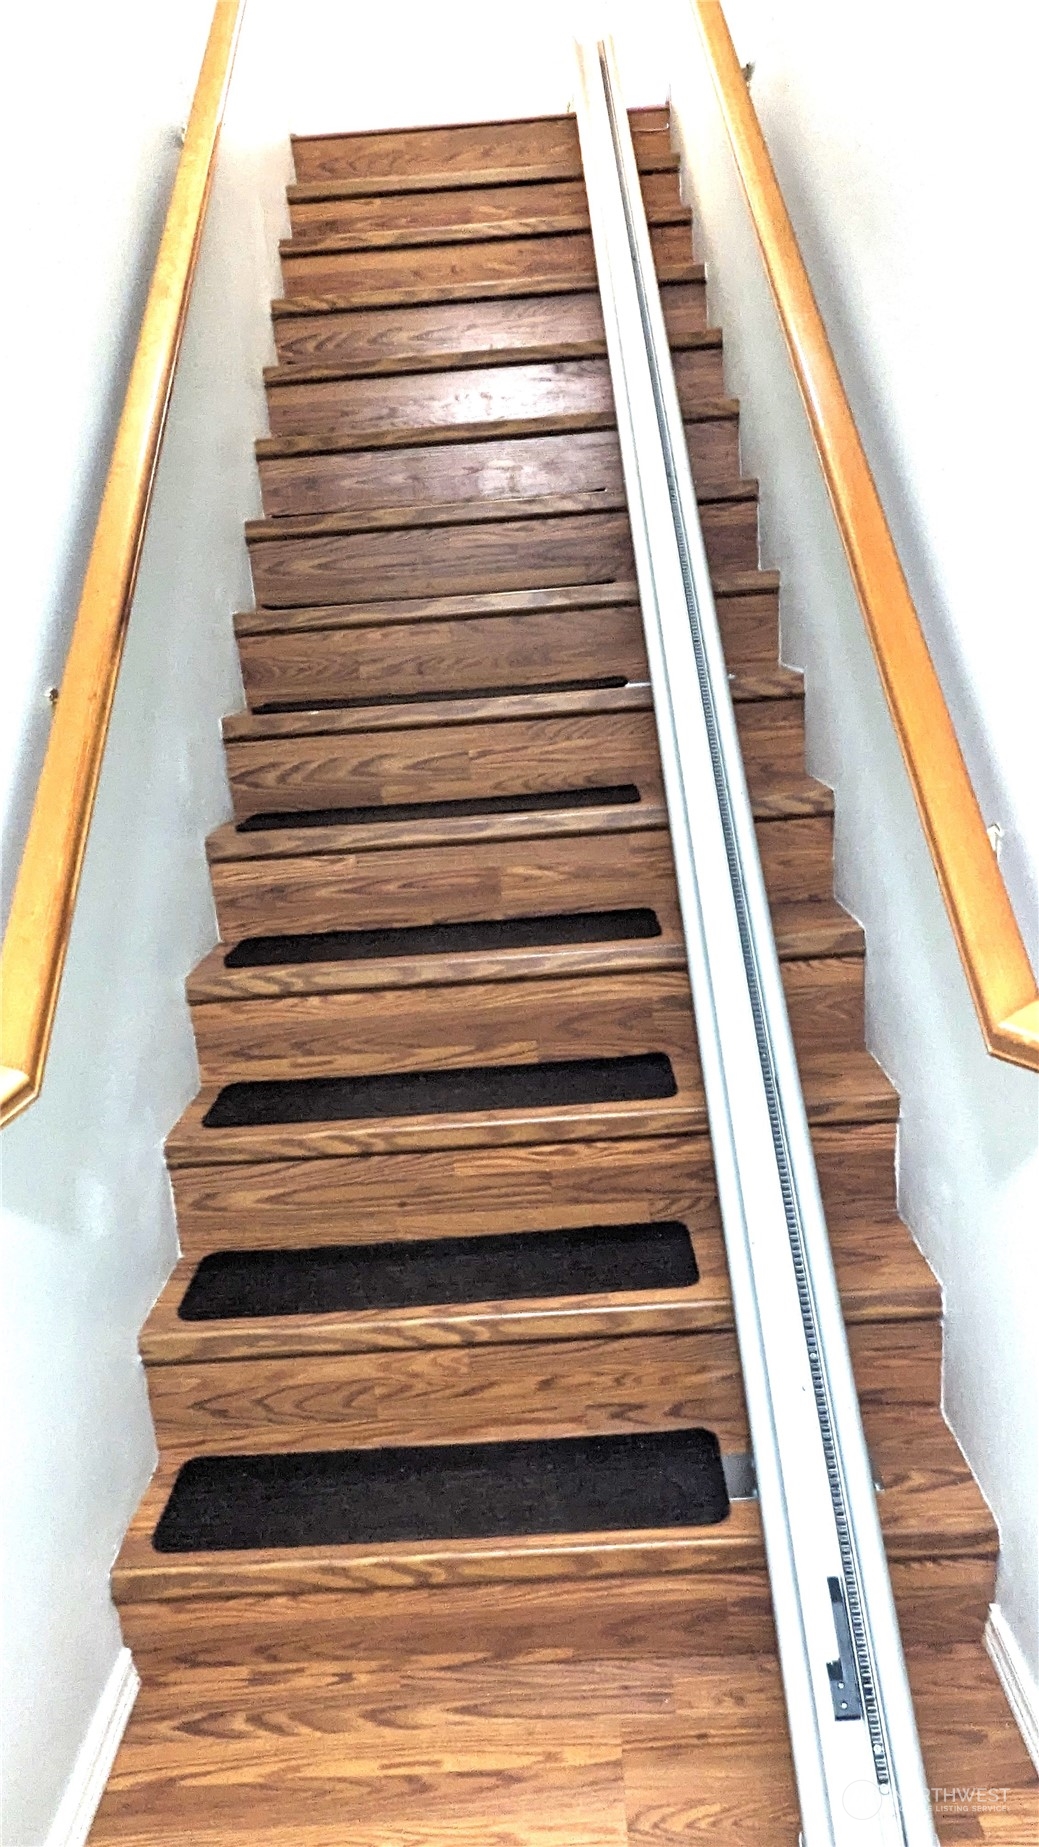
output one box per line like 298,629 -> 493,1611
88,105 -> 1038,1845
92,1644 -> 1037,1844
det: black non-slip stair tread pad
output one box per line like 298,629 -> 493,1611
236,783 -> 641,831
202,1052 -> 677,1128
152,1428 -> 730,1553
177,1220 -> 699,1320
252,675 -> 628,714
224,907 -> 662,968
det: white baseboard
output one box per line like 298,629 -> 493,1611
986,1604 -> 1039,1775
43,1647 -> 140,1847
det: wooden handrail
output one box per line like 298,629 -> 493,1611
690,0 -> 1039,1072
0,1 -> 244,1129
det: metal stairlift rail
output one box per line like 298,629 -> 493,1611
574,38 -> 938,1846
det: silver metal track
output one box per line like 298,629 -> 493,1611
573,38 -> 938,1847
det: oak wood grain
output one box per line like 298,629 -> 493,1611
262,348 -> 724,442
165,1048 -> 898,1167
271,280 -> 706,372
289,112 -> 672,188
257,416 -> 738,520
167,1121 -> 897,1255
284,169 -> 686,252
277,222 -> 698,307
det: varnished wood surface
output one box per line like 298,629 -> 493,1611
232,570 -> 773,635
270,279 -> 706,372
210,821 -> 681,938
205,817 -> 840,951
166,1047 -> 899,1167
246,501 -> 760,608
167,1120 -> 897,1258
224,706 -> 668,819
261,348 -> 724,442
288,110 -> 672,189
277,221 -> 698,307
221,692 -> 804,823
143,1318 -> 938,1464
239,595 -> 654,704
257,414 -> 738,520
142,1192 -> 935,1363
284,170 -> 686,252
112,1391 -> 991,1609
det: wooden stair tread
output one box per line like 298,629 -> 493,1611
286,145 -> 680,201
187,935 -> 687,1002
270,253 -> 705,318
214,778 -> 834,838
165,1046 -> 897,1168
256,398 -> 739,463
231,571 -> 779,636
276,229 -> 700,313
242,479 -> 754,544
206,801 -> 672,865
263,323 -> 721,387
111,1397 -> 992,1607
280,189 -> 689,258
183,900 -> 859,1005
269,281 -> 706,375
142,1203 -> 935,1363
237,664 -> 800,712
223,682 -> 656,742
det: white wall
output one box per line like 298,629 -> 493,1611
663,0 -> 1038,1700
0,7 -> 669,1840
0,6 -> 290,1841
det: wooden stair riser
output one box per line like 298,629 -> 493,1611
189,953 -> 871,1093
148,1328 -> 750,1458
222,700 -> 802,822
223,711 -> 665,821
262,350 -> 722,443
239,600 -> 652,707
114,1556 -> 994,1675
257,417 -> 738,521
190,967 -> 698,1087
188,958 -> 864,1088
290,114 -> 673,190
277,221 -> 697,307
144,1319 -> 938,1465
235,586 -> 781,709
211,827 -> 681,943
271,280 -> 706,372
208,819 -> 835,944
169,1125 -> 899,1261
285,169 -> 686,251
246,504 -> 756,609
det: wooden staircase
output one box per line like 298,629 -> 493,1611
91,108 -> 1037,1844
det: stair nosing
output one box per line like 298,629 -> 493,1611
263,326 -> 722,388
269,260 -> 706,318
285,153 -> 681,204
255,397 -> 738,463
221,682 -> 655,742
278,205 -> 691,261
231,571 -> 778,636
